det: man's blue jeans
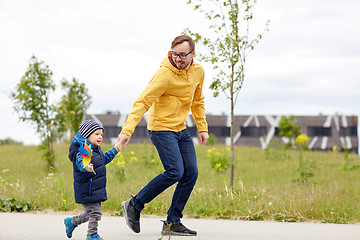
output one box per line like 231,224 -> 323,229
131,129 -> 198,224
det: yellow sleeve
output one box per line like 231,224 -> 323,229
121,69 -> 169,136
191,68 -> 208,133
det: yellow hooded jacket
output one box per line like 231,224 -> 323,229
121,54 -> 208,136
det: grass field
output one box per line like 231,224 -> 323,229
0,143 -> 359,224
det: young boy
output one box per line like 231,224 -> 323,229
64,119 -> 120,240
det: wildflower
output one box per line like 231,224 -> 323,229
129,156 -> 138,163
332,145 -> 338,152
295,133 -> 310,149
268,202 -> 272,206
46,172 -> 54,180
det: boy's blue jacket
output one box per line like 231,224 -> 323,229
68,132 -> 118,204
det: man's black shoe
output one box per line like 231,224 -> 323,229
161,220 -> 197,236
121,199 -> 140,233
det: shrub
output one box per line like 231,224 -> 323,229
295,133 -> 310,150
278,116 -> 301,148
293,151 -> 315,184
0,197 -> 38,212
207,147 -> 230,172
0,138 -> 22,145
206,133 -> 217,145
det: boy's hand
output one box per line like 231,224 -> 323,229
114,143 -> 121,152
86,163 -> 94,172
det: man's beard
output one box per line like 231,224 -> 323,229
176,60 -> 189,70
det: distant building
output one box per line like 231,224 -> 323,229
86,113 -> 359,153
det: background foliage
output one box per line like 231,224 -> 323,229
1,143 -> 359,224
10,56 -> 91,170
184,0 -> 270,189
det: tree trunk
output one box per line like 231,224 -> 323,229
230,78 -> 235,190
47,135 -> 55,170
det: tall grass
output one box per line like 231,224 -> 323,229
0,143 -> 359,223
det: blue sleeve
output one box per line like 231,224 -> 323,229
75,152 -> 90,172
104,147 -> 118,165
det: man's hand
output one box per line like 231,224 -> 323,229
117,133 -> 131,151
198,132 -> 209,144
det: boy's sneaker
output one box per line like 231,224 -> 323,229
64,217 -> 77,238
161,220 -> 197,236
86,233 -> 103,240
121,199 -> 141,233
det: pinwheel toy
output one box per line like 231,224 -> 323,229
78,141 -> 96,174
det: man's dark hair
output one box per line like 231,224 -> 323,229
171,35 -> 195,51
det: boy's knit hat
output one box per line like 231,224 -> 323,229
79,119 -> 104,138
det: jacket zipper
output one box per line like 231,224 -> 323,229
89,178 -> 93,196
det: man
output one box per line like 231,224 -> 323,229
118,35 -> 209,236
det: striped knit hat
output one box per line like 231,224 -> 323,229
79,119 -> 104,138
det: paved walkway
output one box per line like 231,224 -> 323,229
0,212 -> 359,240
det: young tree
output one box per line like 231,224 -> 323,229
59,78 -> 92,138
279,115 -> 302,148
185,0 -> 269,189
11,55 -> 64,170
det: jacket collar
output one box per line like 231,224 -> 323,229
72,131 -> 99,151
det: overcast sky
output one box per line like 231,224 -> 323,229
1,0 -> 359,145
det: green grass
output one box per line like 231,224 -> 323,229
0,143 -> 359,224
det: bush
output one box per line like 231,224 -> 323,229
278,116 -> 301,148
206,133 -> 217,145
0,138 -> 22,145
207,147 -> 230,172
295,133 -> 310,150
0,197 -> 38,212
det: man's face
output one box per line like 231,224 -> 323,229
171,41 -> 194,70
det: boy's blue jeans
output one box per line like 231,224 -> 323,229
131,129 -> 198,224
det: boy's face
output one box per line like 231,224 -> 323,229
87,129 -> 103,146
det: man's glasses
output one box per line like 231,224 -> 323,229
171,51 -> 193,59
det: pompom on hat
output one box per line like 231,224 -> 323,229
79,119 -> 104,138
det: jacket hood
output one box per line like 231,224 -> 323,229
72,131 -> 87,146
72,132 -> 98,150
